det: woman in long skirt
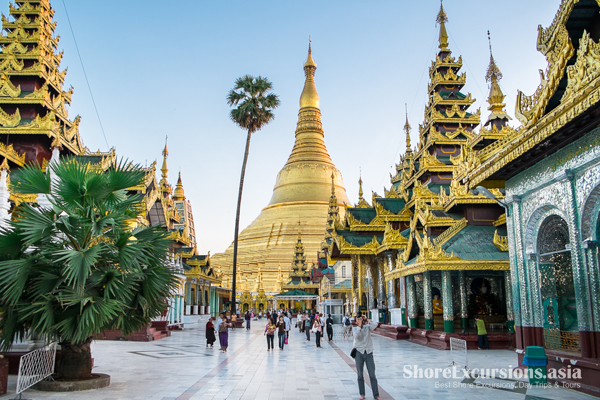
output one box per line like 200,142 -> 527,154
219,319 -> 231,352
206,317 -> 216,348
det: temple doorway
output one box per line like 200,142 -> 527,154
538,215 -> 580,353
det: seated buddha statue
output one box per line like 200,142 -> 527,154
473,281 -> 495,315
432,294 -> 443,314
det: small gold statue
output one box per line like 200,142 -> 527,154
432,294 -> 443,314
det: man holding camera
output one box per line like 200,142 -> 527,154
353,314 -> 382,400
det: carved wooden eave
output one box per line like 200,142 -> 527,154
377,223 -> 409,253
493,213 -> 507,227
373,200 -> 412,222
0,142 -> 25,166
346,211 -> 385,232
428,70 -> 467,92
386,259 -> 510,280
440,179 -> 504,211
431,92 -> 474,108
335,234 -> 380,255
416,207 -> 456,227
468,124 -> 518,149
469,30 -> 600,186
516,10 -> 575,127
430,54 -> 463,69
493,230 -> 509,252
432,218 -> 468,247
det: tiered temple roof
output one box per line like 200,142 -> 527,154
329,3 -> 510,282
0,0 -> 83,163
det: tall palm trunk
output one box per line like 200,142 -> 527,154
231,129 -> 252,315
57,339 -> 93,380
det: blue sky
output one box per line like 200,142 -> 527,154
17,0 -> 560,254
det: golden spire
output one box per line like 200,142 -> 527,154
356,174 -> 370,208
267,40 -> 350,207
173,171 -> 185,201
485,31 -> 511,127
404,103 -> 412,154
330,172 -> 336,197
300,39 -> 320,109
358,176 -> 364,201
436,1 -> 449,51
160,137 -> 169,185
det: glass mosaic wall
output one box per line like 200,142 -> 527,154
538,215 -> 580,353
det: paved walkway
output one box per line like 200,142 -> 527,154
1,320 -> 596,400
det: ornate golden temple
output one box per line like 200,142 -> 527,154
211,44 -> 350,294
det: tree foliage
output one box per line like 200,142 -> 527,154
0,159 -> 178,350
227,75 -> 280,134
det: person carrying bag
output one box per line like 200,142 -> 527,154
352,315 -> 382,400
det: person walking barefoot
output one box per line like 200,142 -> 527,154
326,314 -> 334,341
218,318 -> 231,353
205,317 -> 216,348
353,315 -> 382,400
276,315 -> 286,350
304,313 -> 312,341
264,319 -> 276,351
313,315 -> 323,348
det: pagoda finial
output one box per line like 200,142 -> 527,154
173,171 -> 185,200
300,39 -> 319,109
404,103 -> 412,153
161,136 -> 168,183
330,172 -> 336,197
485,30 -> 503,83
484,31 -> 511,127
358,174 -> 364,201
436,1 -> 449,51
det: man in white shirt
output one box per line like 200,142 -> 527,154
353,315 -> 381,400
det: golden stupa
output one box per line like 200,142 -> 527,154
211,44 -> 350,294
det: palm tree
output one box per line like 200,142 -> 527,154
0,159 -> 178,380
227,75 -> 280,314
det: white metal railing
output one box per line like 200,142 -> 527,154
15,342 -> 57,397
449,337 -> 468,371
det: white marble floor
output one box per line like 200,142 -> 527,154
0,320 -> 596,400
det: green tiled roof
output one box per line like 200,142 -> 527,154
431,210 -> 462,220
443,225 -> 508,261
439,91 -> 467,100
376,198 -> 406,214
348,208 -> 377,224
275,289 -> 317,297
337,230 -> 383,246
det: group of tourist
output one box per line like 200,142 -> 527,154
204,309 -> 382,400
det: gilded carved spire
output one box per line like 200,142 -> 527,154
356,175 -> 370,208
300,39 -> 319,109
325,172 -> 339,241
404,104 -> 412,155
292,220 -> 307,275
173,171 -> 185,201
160,138 -> 168,184
485,31 -> 511,127
436,1 -> 449,51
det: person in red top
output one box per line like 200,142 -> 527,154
205,317 -> 216,348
